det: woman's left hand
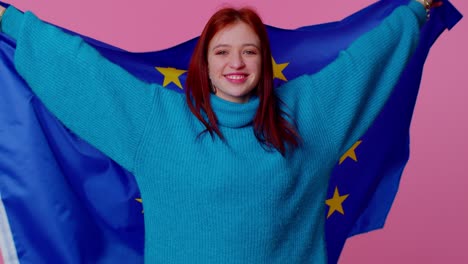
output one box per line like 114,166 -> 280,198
415,0 -> 433,7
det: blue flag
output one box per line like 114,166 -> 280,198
0,1 -> 462,263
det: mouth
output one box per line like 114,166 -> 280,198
224,73 -> 248,83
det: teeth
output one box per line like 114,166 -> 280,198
226,75 -> 246,80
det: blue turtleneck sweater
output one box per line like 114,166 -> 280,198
1,1 -> 425,263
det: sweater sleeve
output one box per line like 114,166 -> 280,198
1,6 -> 159,172
279,0 -> 426,156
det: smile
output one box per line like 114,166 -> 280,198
225,74 -> 248,79
224,74 -> 248,82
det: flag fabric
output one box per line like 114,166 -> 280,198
0,0 -> 462,263
0,199 -> 19,264
322,2 -> 462,263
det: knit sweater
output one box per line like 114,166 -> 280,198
1,1 -> 425,263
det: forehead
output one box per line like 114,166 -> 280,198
209,22 -> 260,48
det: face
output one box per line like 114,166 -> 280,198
207,22 -> 261,103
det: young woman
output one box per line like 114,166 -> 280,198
0,0 -> 432,262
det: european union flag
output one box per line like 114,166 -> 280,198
0,1 -> 462,263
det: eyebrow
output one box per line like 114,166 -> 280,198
211,43 -> 260,51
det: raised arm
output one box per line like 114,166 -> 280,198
278,0 -> 428,155
0,6 -> 159,172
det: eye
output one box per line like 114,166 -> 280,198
215,50 -> 228,55
243,49 -> 258,55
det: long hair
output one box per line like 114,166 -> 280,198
185,7 -> 300,155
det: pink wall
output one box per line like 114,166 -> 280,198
5,0 -> 467,263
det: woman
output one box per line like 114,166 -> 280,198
0,0 -> 431,263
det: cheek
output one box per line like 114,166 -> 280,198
207,56 -> 214,76
251,61 -> 261,78
249,58 -> 261,73
208,60 -> 222,77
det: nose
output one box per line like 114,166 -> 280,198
229,52 -> 245,69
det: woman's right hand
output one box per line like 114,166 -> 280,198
0,6 -> 6,20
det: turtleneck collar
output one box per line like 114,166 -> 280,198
210,94 -> 259,128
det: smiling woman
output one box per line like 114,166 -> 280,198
0,1 -> 437,263
207,22 -> 261,103
185,7 -> 300,155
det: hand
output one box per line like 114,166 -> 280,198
0,6 -> 6,28
0,6 -> 6,18
415,0 -> 433,7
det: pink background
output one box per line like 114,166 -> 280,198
4,0 -> 467,263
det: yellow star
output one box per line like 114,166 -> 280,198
155,67 -> 187,89
271,57 -> 289,81
325,187 -> 349,218
136,198 -> 144,213
339,140 -> 362,165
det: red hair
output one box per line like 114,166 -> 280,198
185,7 -> 300,155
